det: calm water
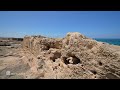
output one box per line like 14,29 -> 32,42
94,39 -> 120,46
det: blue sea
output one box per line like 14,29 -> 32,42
94,39 -> 120,46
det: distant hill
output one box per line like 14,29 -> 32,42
0,37 -> 23,41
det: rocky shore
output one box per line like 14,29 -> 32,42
0,32 -> 120,79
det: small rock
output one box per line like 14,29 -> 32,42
6,71 -> 11,76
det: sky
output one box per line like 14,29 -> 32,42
0,11 -> 120,38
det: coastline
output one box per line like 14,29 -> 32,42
94,38 -> 120,46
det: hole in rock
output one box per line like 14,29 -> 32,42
63,57 -> 69,64
81,64 -> 83,67
26,46 -> 28,48
50,52 -> 61,62
43,45 -> 50,50
63,56 -> 81,65
67,53 -> 81,64
98,61 -> 103,66
53,59 -> 55,62
37,65 -> 43,70
72,56 -> 81,64
37,57 -> 40,59
90,70 -> 97,75
94,76 -> 97,78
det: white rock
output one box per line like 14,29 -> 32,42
6,71 -> 11,76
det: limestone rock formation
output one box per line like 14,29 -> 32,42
22,32 -> 120,79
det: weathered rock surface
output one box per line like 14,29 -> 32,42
21,32 -> 120,79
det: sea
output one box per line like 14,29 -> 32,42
94,39 -> 120,46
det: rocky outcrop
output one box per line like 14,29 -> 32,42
22,32 -> 120,79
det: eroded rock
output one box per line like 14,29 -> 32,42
22,32 -> 120,79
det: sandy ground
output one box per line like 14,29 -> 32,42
0,43 -> 30,79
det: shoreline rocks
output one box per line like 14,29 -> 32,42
21,32 -> 120,79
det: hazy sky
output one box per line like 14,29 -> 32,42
0,11 -> 120,38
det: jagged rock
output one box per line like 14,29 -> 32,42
22,32 -> 120,79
